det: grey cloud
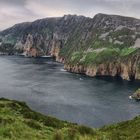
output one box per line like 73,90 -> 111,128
0,0 -> 140,30
0,0 -> 24,4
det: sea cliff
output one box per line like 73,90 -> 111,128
1,13 -> 140,80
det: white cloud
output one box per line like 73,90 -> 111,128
0,2 -> 38,30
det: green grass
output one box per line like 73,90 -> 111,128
3,36 -> 17,45
120,47 -> 137,57
100,116 -> 140,140
0,98 -> 140,140
68,47 -> 138,66
0,98 -> 97,140
136,88 -> 140,93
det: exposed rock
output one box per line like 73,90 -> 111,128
133,38 -> 140,48
114,40 -> 124,45
50,40 -> 62,60
99,32 -> 110,39
130,89 -> 140,100
64,52 -> 140,80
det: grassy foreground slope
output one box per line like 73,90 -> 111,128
0,98 -> 140,140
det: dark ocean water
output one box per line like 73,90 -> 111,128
0,56 -> 140,128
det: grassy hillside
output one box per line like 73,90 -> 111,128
0,98 -> 140,140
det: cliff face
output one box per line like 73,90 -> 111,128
0,13 -> 140,80
64,61 -> 140,80
64,48 -> 140,80
0,15 -> 87,58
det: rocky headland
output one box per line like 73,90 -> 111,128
0,13 -> 140,80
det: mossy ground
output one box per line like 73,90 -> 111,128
0,98 -> 140,140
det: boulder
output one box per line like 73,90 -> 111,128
130,89 -> 140,100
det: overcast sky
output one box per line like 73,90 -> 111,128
0,0 -> 140,30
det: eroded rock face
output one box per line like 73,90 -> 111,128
50,40 -> 62,60
23,34 -> 35,57
64,52 -> 140,80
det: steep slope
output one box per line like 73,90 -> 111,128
0,98 -> 95,140
0,13 -> 140,80
0,98 -> 140,140
0,15 -> 89,57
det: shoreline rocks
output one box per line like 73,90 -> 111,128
130,89 -> 140,100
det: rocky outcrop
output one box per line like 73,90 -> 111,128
130,89 -> 140,100
50,40 -> 62,60
23,34 -> 37,57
